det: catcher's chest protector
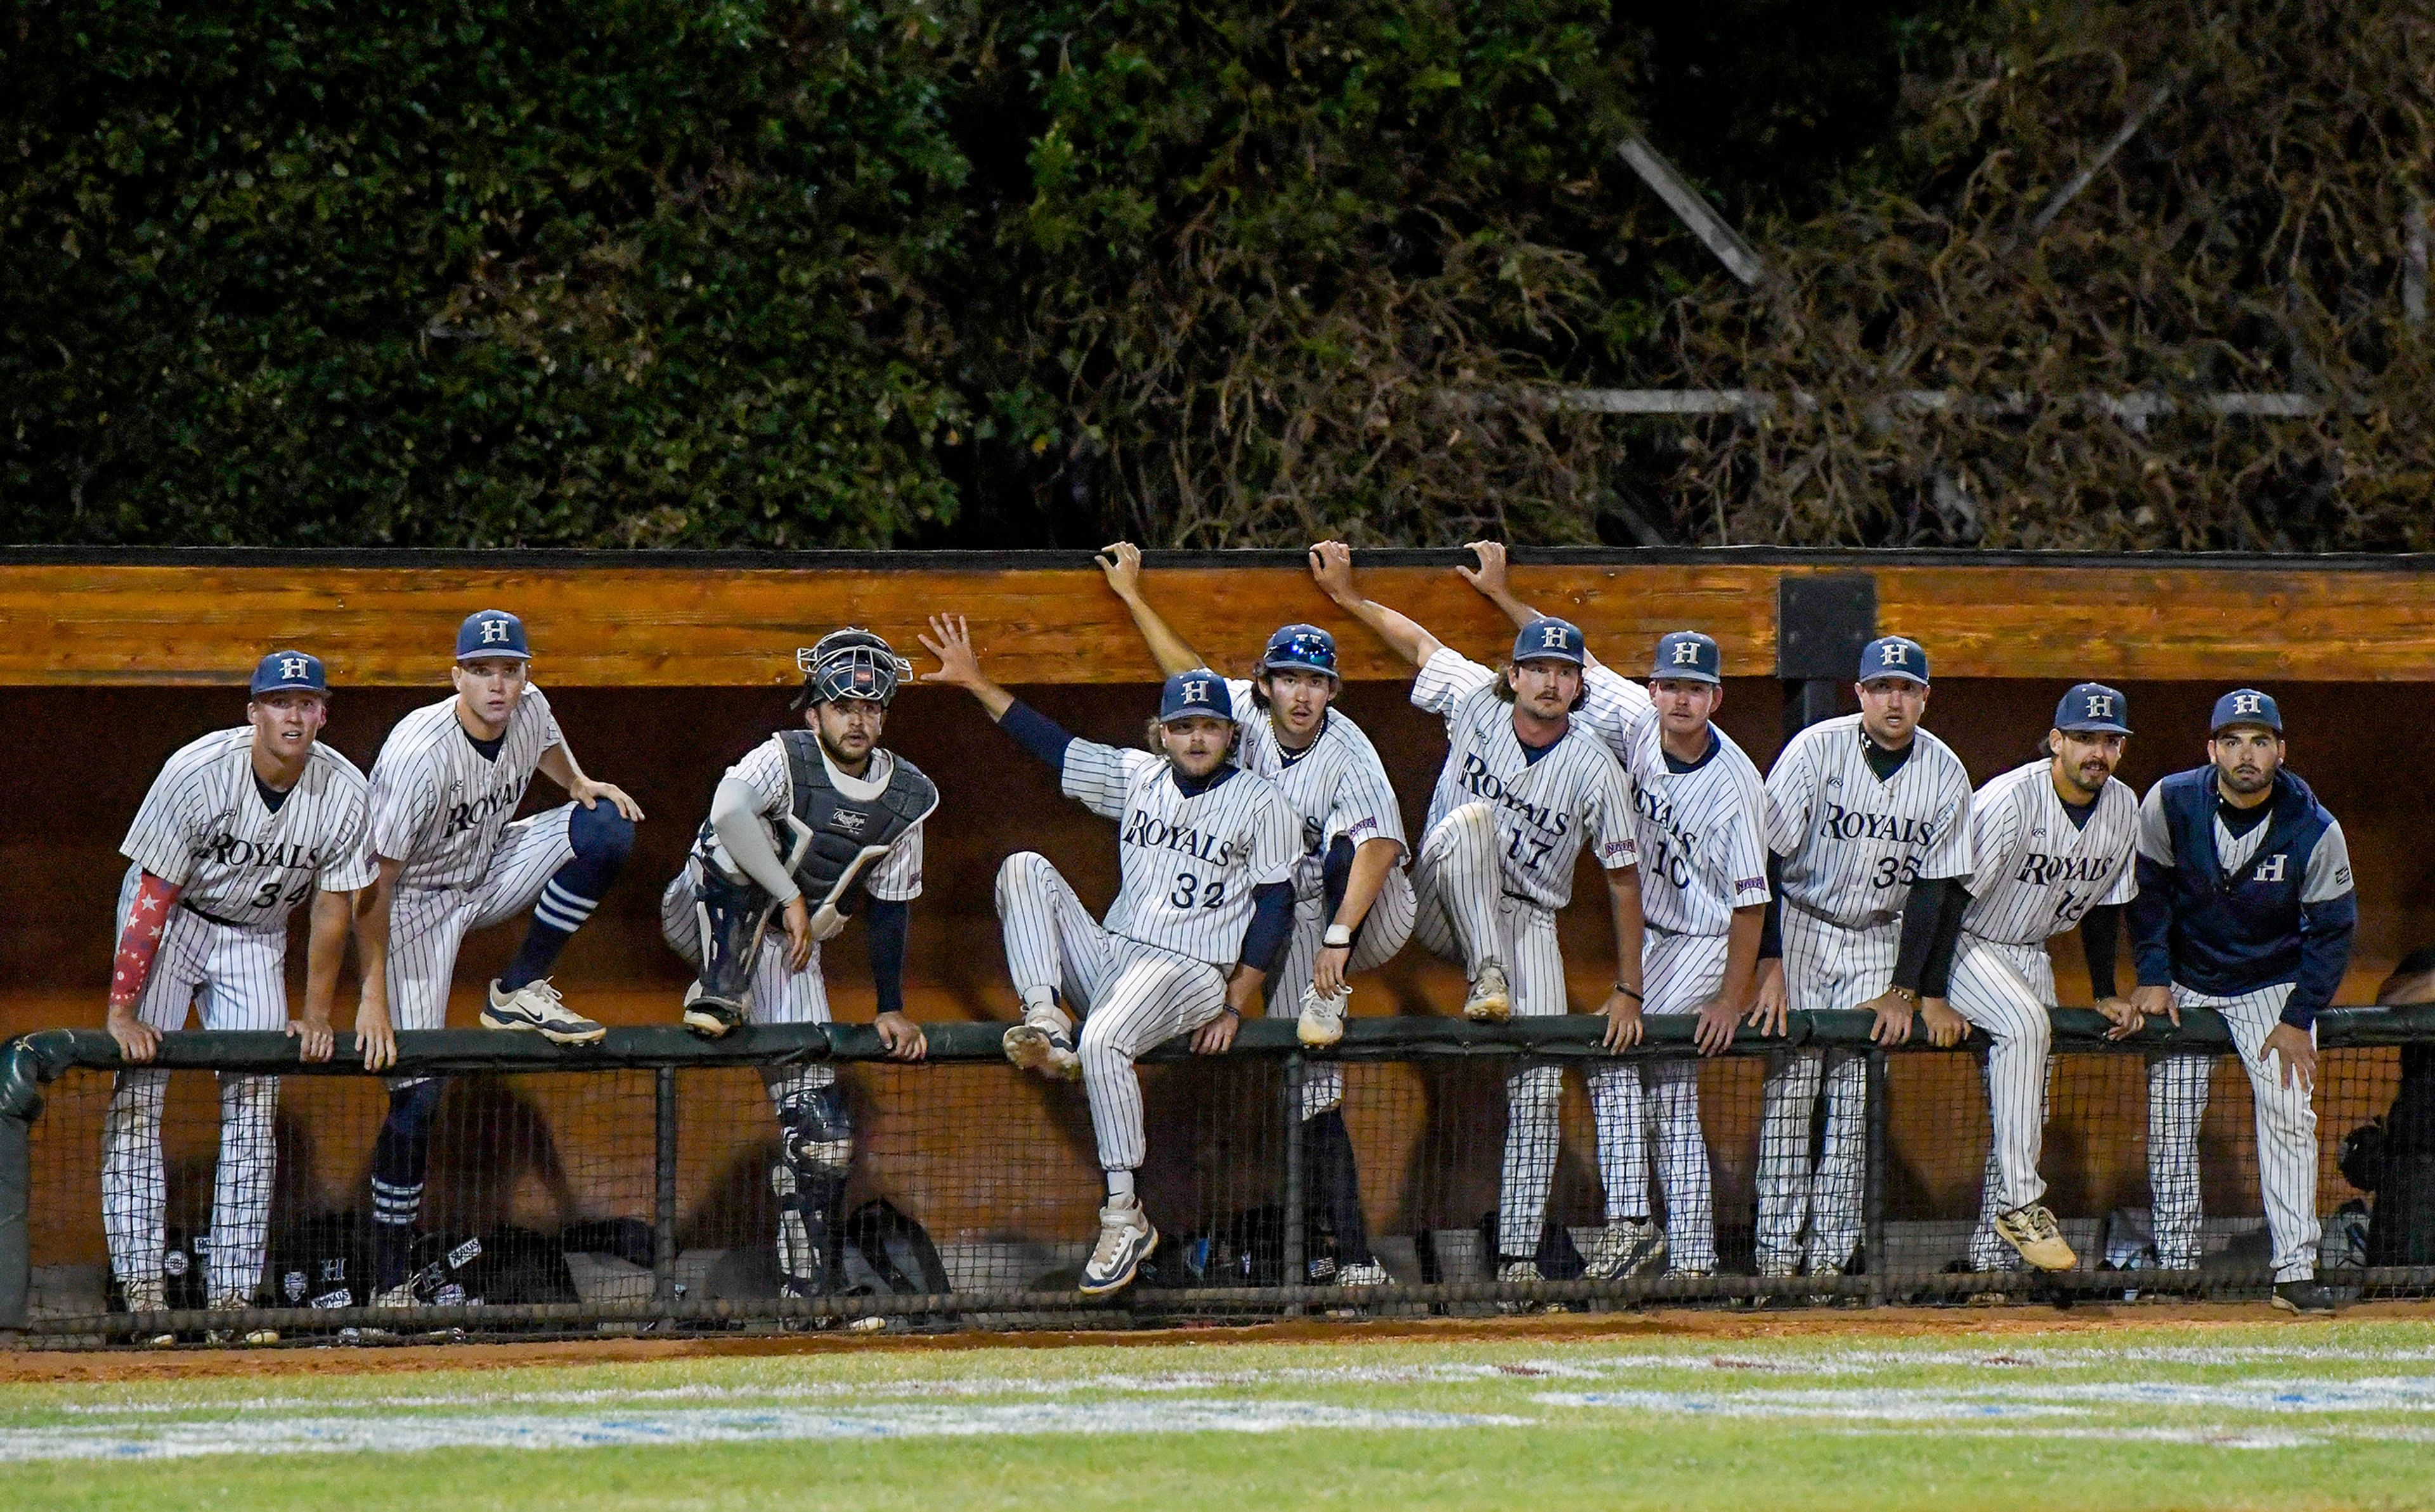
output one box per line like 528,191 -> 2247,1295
779,729 -> 938,904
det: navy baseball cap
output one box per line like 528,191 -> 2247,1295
1159,669 -> 1235,724
1512,616 -> 1587,668
2055,682 -> 2132,735
1260,624 -> 1339,678
1651,631 -> 1722,685
1857,636 -> 1929,685
249,650 -> 328,698
456,609 -> 531,662
2211,687 -> 2282,735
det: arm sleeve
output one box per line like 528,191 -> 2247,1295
318,778 -> 379,893
1892,876 -> 1957,993
1724,769 -> 1773,910
1763,737 -> 1817,858
2286,822 -> 2359,1029
1916,880 -> 1972,998
1059,738 -> 1153,820
1961,785 -> 2021,899
2127,786 -> 2178,988
1759,853 -> 1784,960
864,823 -> 925,902
1328,753 -> 1408,859
865,896 -> 910,1018
2080,903 -> 2124,1000
998,699 -> 1077,772
1587,755 -> 1639,872
711,777 -> 802,902
1410,647 -> 1495,717
1237,882 -> 1295,976
120,751 -> 205,885
1918,763 -> 1975,882
528,685 -> 565,751
368,758 -> 442,865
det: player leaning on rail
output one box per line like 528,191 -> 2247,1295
1309,541 -> 1646,1303
1097,541 -> 1415,1291
2127,690 -> 2356,1317
1458,543 -> 1770,1284
659,628 -> 933,1305
920,613 -> 1302,1298
100,650 -> 383,1345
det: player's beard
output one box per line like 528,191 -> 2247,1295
817,723 -> 876,772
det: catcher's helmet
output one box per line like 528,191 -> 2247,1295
793,628 -> 912,710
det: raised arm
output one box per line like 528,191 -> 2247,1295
1098,543 -> 1206,676
1308,541 -> 1443,669
1456,541 -> 1606,670
919,612 -> 1076,768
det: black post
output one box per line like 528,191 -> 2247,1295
1864,1049 -> 1890,1305
1282,1054 -> 1306,1293
0,1039 -> 42,1333
653,1066 -> 679,1317
1775,574 -> 1878,742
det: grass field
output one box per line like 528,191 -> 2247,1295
5,1310 -> 2435,1509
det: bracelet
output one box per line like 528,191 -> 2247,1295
1614,984 -> 1642,1001
1220,1007 -> 1241,1021
1322,924 -> 1353,948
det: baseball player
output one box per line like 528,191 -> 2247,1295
1309,543 -> 1646,1295
659,628 -> 932,1300
1930,683 -> 2145,1277
100,651 -> 380,1344
1753,636 -> 1973,1283
1097,542 -> 1414,1289
1458,545 -> 1770,1280
2126,688 -> 2354,1315
919,614 -> 1301,1298
356,609 -> 643,1303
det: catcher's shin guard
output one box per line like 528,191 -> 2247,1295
685,866 -> 774,1037
772,1085 -> 853,1297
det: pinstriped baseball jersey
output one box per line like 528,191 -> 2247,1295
369,687 -> 563,885
1223,680 -> 1408,900
1060,740 -> 1302,966
1575,663 -> 1656,753
1610,707 -> 1771,935
120,728 -> 376,924
1412,649 -> 1636,910
1960,759 -> 2138,947
694,736 -> 925,901
1765,714 -> 1973,927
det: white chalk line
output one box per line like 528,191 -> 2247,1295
0,1400 -> 1533,1463
1539,1376 -> 2435,1419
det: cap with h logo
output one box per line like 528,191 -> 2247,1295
1259,624 -> 1339,678
2211,687 -> 2282,735
1512,616 -> 1587,668
1159,669 -> 1235,723
250,650 -> 328,697
2055,682 -> 2131,735
1650,631 -> 1721,685
456,609 -> 532,662
1857,635 -> 1929,685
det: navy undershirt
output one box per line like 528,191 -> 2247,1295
2059,792 -> 2098,832
1862,733 -> 1913,781
1663,729 -> 1720,776
2217,795 -> 2271,837
1518,732 -> 1559,767
464,727 -> 505,763
253,773 -> 292,813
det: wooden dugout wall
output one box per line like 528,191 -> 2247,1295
6,546 -> 2434,1259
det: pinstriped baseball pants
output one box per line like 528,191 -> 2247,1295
2148,981 -> 2321,1281
1586,928 -> 1729,1273
101,865 -> 284,1307
1267,869 -> 1416,1119
1757,910 -> 1897,1273
994,851 -> 1228,1173
1413,801 -> 1575,1260
1946,934 -> 2056,1269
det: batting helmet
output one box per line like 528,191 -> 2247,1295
793,628 -> 912,710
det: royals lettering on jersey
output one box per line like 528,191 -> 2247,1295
1224,680 -> 1409,901
1060,739 -> 1301,966
1411,649 -> 1637,911
1609,706 -> 1771,935
692,736 -> 923,901
369,687 -> 564,888
1959,759 -> 2139,947
121,727 -> 376,926
1765,713 -> 1973,930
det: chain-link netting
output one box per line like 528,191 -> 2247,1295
8,1024 -> 2432,1343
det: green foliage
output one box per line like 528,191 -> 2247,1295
0,1 -> 1975,548
2,0 -> 969,546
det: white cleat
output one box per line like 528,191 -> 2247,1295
483,978 -> 606,1045
1003,1004 -> 1081,1081
1463,962 -> 1513,1024
1297,983 -> 1349,1047
122,1279 -> 176,1348
1335,1258 -> 1391,1288
1080,1196 -> 1159,1297
1584,1217 -> 1670,1283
